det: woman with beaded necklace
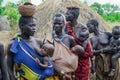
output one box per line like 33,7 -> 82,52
45,13 -> 85,80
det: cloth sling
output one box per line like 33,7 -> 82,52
52,41 -> 78,72
10,37 -> 54,80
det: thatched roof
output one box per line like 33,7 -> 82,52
34,0 -> 110,38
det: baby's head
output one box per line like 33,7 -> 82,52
76,24 -> 89,42
41,43 -> 54,57
112,26 -> 120,39
71,45 -> 85,55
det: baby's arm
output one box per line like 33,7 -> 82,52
35,57 -> 52,69
35,57 -> 48,69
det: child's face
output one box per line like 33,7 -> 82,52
41,44 -> 54,57
112,30 -> 120,39
113,34 -> 120,39
77,28 -> 89,42
41,46 -> 49,56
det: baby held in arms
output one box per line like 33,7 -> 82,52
71,45 -> 85,56
35,43 -> 54,69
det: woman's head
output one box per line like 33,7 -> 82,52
18,2 -> 36,36
87,19 -> 99,33
66,7 -> 79,22
52,13 -> 66,36
19,16 -> 36,36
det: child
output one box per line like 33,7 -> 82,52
71,45 -> 85,56
35,43 -> 54,69
108,26 -> 120,77
35,43 -> 54,79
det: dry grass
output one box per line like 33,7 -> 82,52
107,22 -> 120,31
0,28 -> 18,48
0,31 -> 12,44
0,0 -> 119,44
34,0 -> 111,39
1,0 -> 117,42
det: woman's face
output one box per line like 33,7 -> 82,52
65,10 -> 74,21
53,16 -> 64,35
22,19 -> 36,36
87,23 -> 95,33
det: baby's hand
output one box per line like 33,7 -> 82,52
35,58 -> 40,64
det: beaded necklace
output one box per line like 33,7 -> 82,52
52,27 -> 66,43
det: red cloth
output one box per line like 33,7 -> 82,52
75,41 -> 93,80
66,22 -> 93,80
66,22 -> 76,39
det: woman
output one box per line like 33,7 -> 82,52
87,19 -> 119,80
7,2 -> 53,80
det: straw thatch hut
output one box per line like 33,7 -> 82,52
34,0 -> 110,38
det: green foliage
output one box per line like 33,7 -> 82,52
90,3 -> 120,22
0,7 -> 5,16
101,13 -> 120,22
0,0 -> 4,16
0,0 -> 2,5
90,2 -> 103,15
2,2 -> 20,28
0,0 -> 31,28
102,3 -> 119,15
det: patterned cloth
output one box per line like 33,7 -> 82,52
45,72 -> 75,80
10,37 -> 54,80
75,40 -> 93,80
66,22 -> 76,39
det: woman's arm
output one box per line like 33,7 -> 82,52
0,43 -> 10,80
7,43 -> 15,80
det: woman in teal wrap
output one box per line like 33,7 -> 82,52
7,2 -> 54,80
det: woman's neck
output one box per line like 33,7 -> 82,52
55,33 -> 62,39
71,20 -> 77,27
20,33 -> 31,40
94,30 -> 100,36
